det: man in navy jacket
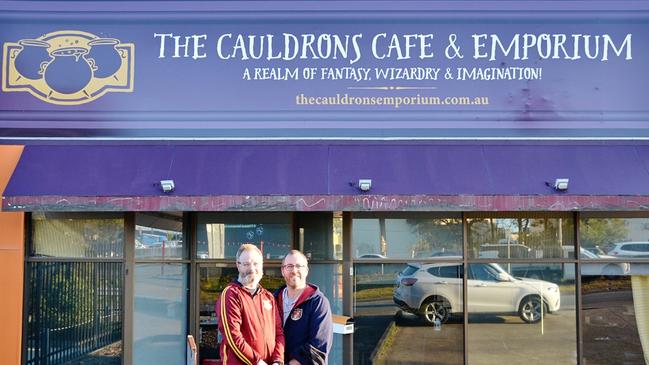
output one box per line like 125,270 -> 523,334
275,250 -> 333,365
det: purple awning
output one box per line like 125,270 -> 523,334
4,141 -> 649,211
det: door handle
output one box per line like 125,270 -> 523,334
434,281 -> 448,285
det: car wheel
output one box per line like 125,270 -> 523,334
419,298 -> 449,325
518,295 -> 546,323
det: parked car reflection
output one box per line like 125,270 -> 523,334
511,247 -> 630,281
478,243 -> 533,259
357,253 -> 388,259
606,242 -> 649,258
423,250 -> 463,258
578,248 -> 631,276
393,260 -> 560,324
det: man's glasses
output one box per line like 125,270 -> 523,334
281,264 -> 308,271
237,261 -> 262,269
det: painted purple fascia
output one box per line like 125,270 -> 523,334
2,1 -> 649,12
8,143 -> 649,196
5,142 -> 649,212
4,194 -> 649,212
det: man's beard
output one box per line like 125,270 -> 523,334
286,273 -> 305,288
239,270 -> 263,287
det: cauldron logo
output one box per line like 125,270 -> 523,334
44,47 -> 94,94
13,39 -> 51,80
87,38 -> 122,78
2,30 -> 134,105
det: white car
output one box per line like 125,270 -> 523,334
606,242 -> 649,258
551,247 -> 631,279
357,253 -> 388,259
577,248 -> 631,276
393,261 -> 561,324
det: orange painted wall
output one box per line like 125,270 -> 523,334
0,145 -> 25,365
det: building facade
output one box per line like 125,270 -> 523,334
1,1 -> 649,365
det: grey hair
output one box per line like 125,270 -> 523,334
236,244 -> 263,261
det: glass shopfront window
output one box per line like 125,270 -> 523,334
197,265 -> 284,362
135,213 -> 185,260
31,212 -> 124,258
580,215 -> 649,260
354,262 -> 464,365
296,212 -> 342,260
133,212 -> 188,365
353,215 -> 463,259
467,214 -> 574,259
26,213 -> 124,365
197,263 -> 344,364
302,264 -> 344,364
467,263 -> 576,365
581,264 -> 649,364
23,211 -> 649,365
196,213 -> 292,259
309,264 -> 344,316
134,264 -> 188,364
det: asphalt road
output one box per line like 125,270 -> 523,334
582,290 -> 645,365
356,293 -> 579,365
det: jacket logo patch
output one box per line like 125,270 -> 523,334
291,308 -> 303,321
263,299 -> 273,311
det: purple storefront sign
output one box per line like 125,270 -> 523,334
0,2 -> 648,138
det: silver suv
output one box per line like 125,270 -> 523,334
393,261 -> 561,324
607,242 -> 649,258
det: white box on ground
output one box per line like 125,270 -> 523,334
187,335 -> 197,365
332,314 -> 354,334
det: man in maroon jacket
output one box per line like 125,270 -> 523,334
217,244 -> 285,365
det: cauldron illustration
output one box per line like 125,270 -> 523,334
87,38 -> 122,78
43,47 -> 95,94
13,39 -> 51,80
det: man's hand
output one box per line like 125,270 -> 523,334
288,359 -> 302,365
257,360 -> 268,365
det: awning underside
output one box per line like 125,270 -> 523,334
4,142 -> 649,211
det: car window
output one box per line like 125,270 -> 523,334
437,265 -> 462,279
469,264 -> 499,281
579,249 -> 597,259
401,265 -> 419,276
426,266 -> 440,276
625,244 -> 639,251
479,244 -> 532,259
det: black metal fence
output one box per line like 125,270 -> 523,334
25,262 -> 123,365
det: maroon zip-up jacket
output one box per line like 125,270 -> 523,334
216,281 -> 285,365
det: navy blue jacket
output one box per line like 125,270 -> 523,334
274,284 -> 333,365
